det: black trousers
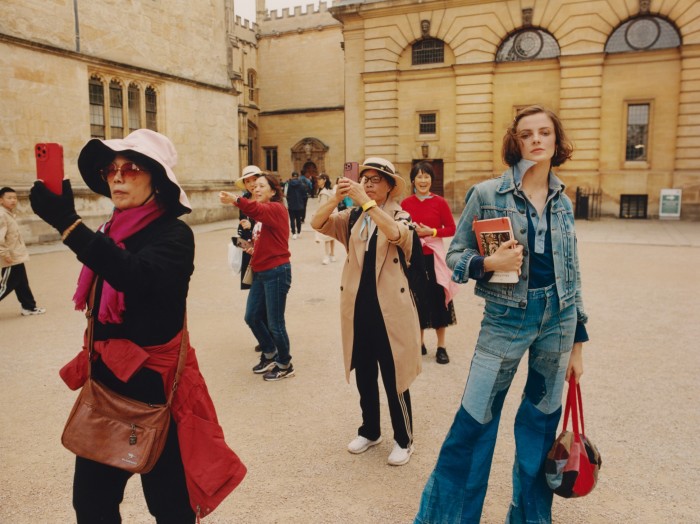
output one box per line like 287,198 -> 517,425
73,363 -> 195,523
352,312 -> 413,448
289,209 -> 303,234
0,263 -> 37,309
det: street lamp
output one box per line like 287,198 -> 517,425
421,142 -> 429,159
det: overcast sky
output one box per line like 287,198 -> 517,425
236,0 -> 323,22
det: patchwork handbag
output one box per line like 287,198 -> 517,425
545,376 -> 602,498
61,280 -> 188,474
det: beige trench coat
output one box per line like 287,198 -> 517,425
317,199 -> 421,393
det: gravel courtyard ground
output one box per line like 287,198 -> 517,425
1,209 -> 699,524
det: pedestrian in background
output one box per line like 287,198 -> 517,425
235,165 -> 262,290
314,174 -> 337,265
220,174 -> 295,381
311,157 -> 421,466
415,105 -> 589,524
401,161 -> 457,364
0,186 -> 46,316
300,171 -> 313,222
286,172 -> 306,239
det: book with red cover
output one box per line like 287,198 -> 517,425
472,216 -> 519,284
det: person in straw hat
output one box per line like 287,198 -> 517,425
235,165 -> 263,290
30,129 -> 246,522
311,157 -> 421,466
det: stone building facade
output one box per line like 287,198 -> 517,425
256,0 -> 700,219
0,0 -> 254,242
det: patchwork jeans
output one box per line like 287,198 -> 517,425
415,284 -> 576,524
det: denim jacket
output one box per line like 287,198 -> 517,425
447,166 -> 588,326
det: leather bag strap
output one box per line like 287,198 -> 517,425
85,277 -> 188,407
562,376 -> 585,441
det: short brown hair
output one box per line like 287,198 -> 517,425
258,173 -> 285,203
502,105 -> 573,167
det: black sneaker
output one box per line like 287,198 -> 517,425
436,347 -> 450,364
252,355 -> 276,374
263,364 -> 295,381
254,344 -> 262,352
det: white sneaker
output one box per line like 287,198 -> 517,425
387,441 -> 413,466
330,256 -> 336,262
21,307 -> 46,316
292,234 -> 298,240
322,256 -> 330,265
347,435 -> 382,454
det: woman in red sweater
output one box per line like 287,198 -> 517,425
220,174 -> 294,381
401,161 -> 457,364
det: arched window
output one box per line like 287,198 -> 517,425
145,87 -> 158,131
128,83 -> 140,132
496,28 -> 560,62
412,39 -> 444,65
109,80 -> 124,138
89,76 -> 105,139
605,16 -> 681,53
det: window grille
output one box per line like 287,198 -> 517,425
497,29 -> 560,62
625,104 -> 649,161
265,147 -> 278,172
419,113 -> 437,135
145,87 -> 157,131
606,16 -> 681,53
128,84 -> 140,132
89,78 -> 105,139
412,39 -> 444,65
109,81 -> 123,139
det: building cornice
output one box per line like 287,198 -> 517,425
260,105 -> 344,116
0,32 -> 240,96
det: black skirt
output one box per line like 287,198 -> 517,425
415,253 -> 456,330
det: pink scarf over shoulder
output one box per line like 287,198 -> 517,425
73,200 -> 165,324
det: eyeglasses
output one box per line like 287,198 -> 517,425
360,175 -> 386,185
99,162 -> 147,182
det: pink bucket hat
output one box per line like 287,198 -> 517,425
77,129 -> 192,216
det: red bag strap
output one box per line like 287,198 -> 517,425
562,376 -> 585,440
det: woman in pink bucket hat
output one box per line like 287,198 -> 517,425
30,129 -> 246,522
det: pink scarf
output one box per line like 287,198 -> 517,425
73,200 -> 165,324
421,236 -> 460,307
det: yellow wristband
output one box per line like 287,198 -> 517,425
432,228 -> 438,237
61,218 -> 83,241
362,200 -> 377,212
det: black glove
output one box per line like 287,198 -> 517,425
30,179 -> 80,233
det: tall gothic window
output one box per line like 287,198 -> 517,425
412,39 -> 444,65
89,77 -> 105,139
265,147 -> 278,172
109,80 -> 124,138
605,16 -> 681,53
145,87 -> 158,131
128,84 -> 140,132
496,28 -> 560,62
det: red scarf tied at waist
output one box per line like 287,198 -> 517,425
73,200 -> 164,324
59,332 -> 247,518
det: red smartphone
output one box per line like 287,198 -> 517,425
343,161 -> 359,182
35,143 -> 64,195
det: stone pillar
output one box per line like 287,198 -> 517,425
453,63 -> 495,209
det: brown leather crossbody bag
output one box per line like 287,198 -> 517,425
61,280 -> 187,474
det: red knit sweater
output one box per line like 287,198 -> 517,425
237,198 -> 291,272
401,194 -> 456,254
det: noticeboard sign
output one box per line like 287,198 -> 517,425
659,189 -> 682,220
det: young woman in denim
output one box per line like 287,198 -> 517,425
415,106 -> 589,524
220,174 -> 294,381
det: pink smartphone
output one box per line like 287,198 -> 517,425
35,143 -> 64,195
343,161 -> 359,182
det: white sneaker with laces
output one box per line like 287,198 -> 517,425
347,435 -> 382,454
21,307 -> 46,316
292,234 -> 298,240
322,256 -> 330,265
387,441 -> 414,466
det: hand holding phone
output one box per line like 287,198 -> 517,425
35,143 -> 64,195
343,162 -> 359,183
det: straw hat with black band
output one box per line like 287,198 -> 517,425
358,157 -> 406,197
235,165 -> 263,191
77,129 -> 191,217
